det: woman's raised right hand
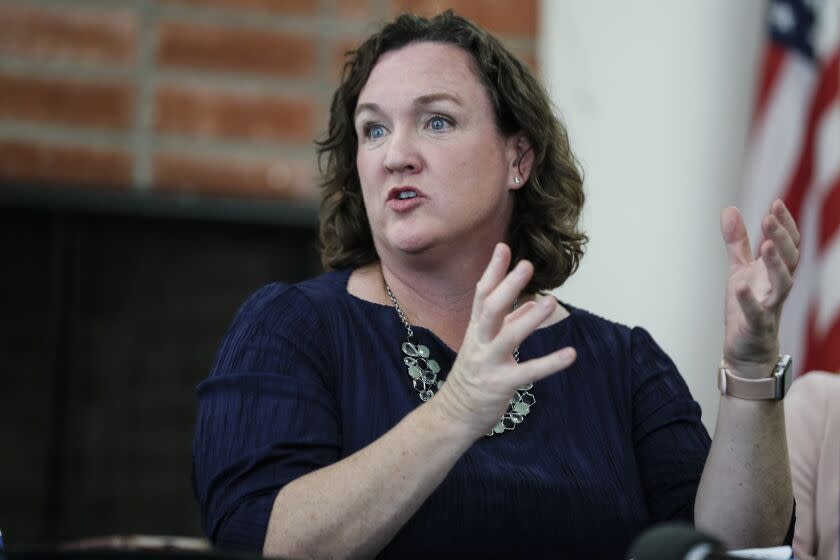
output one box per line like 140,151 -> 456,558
433,242 -> 577,439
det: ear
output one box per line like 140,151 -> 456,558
505,132 -> 534,191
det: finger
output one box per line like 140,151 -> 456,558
476,259 -> 533,341
760,240 -> 794,307
495,296 -> 556,355
762,214 -> 799,271
472,243 -> 512,321
501,300 -> 538,327
734,280 -> 768,325
720,206 -> 754,266
771,199 -> 800,247
512,347 -> 577,386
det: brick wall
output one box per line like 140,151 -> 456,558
0,0 -> 538,200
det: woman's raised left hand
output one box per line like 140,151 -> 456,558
720,199 -> 800,377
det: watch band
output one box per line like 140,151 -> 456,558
718,355 -> 792,400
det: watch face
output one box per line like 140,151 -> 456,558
775,355 -> 793,399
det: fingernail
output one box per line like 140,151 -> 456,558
493,244 -> 502,259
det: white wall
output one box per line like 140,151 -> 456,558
539,0 -> 766,431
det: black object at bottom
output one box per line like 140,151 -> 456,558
1,548 -> 267,560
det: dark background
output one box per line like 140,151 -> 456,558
0,185 -> 321,546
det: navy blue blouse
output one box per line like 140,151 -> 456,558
192,269 -> 711,559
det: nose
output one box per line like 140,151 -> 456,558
382,128 -> 422,174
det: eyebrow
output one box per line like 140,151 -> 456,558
354,93 -> 462,119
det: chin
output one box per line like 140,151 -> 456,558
391,236 -> 434,255
385,225 -> 437,255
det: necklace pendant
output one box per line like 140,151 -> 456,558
386,281 -> 533,438
513,401 -> 531,415
401,342 -> 430,358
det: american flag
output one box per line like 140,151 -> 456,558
741,0 -> 840,377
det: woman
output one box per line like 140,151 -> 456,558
193,11 -> 798,559
785,371 -> 840,560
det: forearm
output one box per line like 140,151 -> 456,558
694,394 -> 793,549
263,398 -> 476,559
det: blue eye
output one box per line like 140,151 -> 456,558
428,116 -> 449,131
367,124 -> 386,139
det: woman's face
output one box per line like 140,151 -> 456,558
354,41 -> 524,258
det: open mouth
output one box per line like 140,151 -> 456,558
388,187 -> 424,202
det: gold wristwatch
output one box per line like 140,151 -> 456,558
718,355 -> 793,400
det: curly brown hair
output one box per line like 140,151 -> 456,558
317,10 -> 587,291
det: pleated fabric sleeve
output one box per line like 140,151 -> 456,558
629,326 -> 712,523
192,283 -> 341,552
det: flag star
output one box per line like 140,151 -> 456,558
770,2 -> 796,34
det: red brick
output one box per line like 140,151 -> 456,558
0,4 -> 136,63
0,140 -> 132,187
155,86 -> 314,141
0,74 -> 133,129
157,21 -> 316,77
159,0 -> 317,14
392,0 -> 537,36
337,0 -> 371,19
153,151 -> 316,200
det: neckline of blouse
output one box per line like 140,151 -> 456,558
337,267 -> 575,355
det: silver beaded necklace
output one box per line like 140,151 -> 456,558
384,283 -> 536,436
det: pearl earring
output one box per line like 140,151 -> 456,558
514,177 -> 521,184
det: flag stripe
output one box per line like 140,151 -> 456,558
816,231 -> 840,333
742,55 -> 814,246
780,49 -> 840,228
820,177 -> 840,248
754,43 -> 788,125
804,306 -> 840,373
813,103 -> 840,194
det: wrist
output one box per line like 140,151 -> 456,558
422,389 -> 485,446
718,355 -> 793,401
